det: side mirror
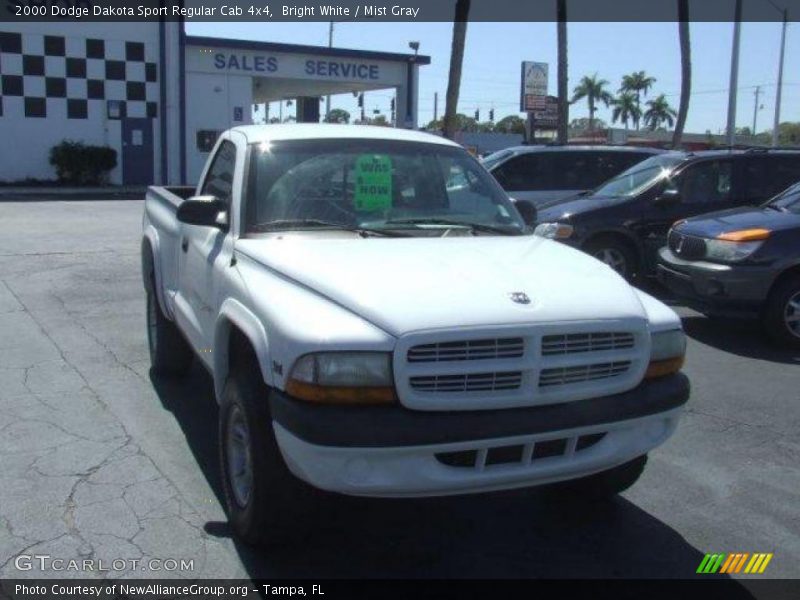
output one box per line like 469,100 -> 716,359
176,195 -> 229,230
512,198 -> 538,226
655,188 -> 682,206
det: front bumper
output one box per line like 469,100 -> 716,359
657,247 -> 775,317
269,373 -> 689,497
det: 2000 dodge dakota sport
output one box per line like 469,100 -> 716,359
142,125 -> 689,544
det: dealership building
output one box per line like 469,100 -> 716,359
0,22 -> 429,185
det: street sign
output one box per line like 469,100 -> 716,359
520,61 -> 548,112
523,94 -> 547,111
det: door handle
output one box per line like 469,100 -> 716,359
181,237 -> 188,252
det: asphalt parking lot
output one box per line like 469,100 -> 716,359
0,200 -> 798,586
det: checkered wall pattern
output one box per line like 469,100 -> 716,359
0,31 -> 158,120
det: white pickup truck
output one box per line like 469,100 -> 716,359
142,124 -> 689,545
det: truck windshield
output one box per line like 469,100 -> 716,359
592,154 -> 685,198
244,139 -> 526,236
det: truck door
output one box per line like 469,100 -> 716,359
175,139 -> 238,359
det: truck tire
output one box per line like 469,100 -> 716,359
762,275 -> 800,349
549,454 -> 648,498
219,361 -> 319,547
146,284 -> 193,376
584,237 -> 638,280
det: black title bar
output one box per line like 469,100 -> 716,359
2,0 -> 800,23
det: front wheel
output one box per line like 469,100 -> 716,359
219,363 -> 319,546
584,238 -> 638,280
762,276 -> 800,349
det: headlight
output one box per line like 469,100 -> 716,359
534,222 -> 574,239
705,239 -> 764,262
646,329 -> 686,379
286,352 -> 396,405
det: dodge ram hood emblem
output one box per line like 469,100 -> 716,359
509,292 -> 531,305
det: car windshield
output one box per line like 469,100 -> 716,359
244,138 -> 526,236
482,149 -> 515,170
766,182 -> 800,214
592,154 -> 686,198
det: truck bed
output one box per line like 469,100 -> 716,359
146,185 -> 195,208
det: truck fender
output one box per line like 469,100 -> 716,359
213,298 -> 272,403
141,228 -> 172,320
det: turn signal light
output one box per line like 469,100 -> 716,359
717,229 -> 770,242
285,379 -> 397,405
645,355 -> 685,379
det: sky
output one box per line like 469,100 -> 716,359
186,20 -> 800,135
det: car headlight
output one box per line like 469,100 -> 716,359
646,329 -> 686,379
534,222 -> 574,239
286,352 -> 396,405
704,229 -> 769,262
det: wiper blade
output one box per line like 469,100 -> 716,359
251,219 -> 408,237
383,218 -> 522,235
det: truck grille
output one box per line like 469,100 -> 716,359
668,230 -> 706,260
395,322 -> 645,410
407,337 -> 524,363
410,371 -> 523,393
435,432 -> 607,469
541,332 -> 634,355
539,361 -> 632,388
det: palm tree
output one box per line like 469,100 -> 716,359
571,74 -> 614,133
643,95 -> 678,130
443,0 -> 471,140
620,70 -> 657,129
611,92 -> 642,130
556,0 -> 568,144
672,0 -> 692,148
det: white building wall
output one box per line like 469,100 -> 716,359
0,22 -> 163,184
185,72 -> 253,183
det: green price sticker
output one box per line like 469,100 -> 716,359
354,154 -> 392,212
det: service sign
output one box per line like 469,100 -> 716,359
520,61 -> 548,111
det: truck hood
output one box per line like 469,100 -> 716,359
236,235 -> 648,337
677,205 -> 800,238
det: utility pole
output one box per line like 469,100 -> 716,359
772,9 -> 788,146
433,92 -> 438,123
325,22 -> 334,122
726,0 -> 742,146
752,86 -> 762,137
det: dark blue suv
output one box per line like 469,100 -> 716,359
658,182 -> 800,348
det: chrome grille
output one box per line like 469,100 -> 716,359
541,332 -> 635,355
407,338 -> 524,363
539,361 -> 632,388
668,229 -> 706,259
410,371 -> 523,393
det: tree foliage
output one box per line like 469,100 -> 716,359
324,108 -> 351,124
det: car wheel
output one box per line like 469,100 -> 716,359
219,359 -> 319,547
146,281 -> 193,376
585,238 -> 638,279
548,455 -> 648,498
763,275 -> 800,349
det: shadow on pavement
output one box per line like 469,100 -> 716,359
680,315 -> 799,364
149,365 -> 753,590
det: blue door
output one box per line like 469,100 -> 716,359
121,118 -> 153,185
